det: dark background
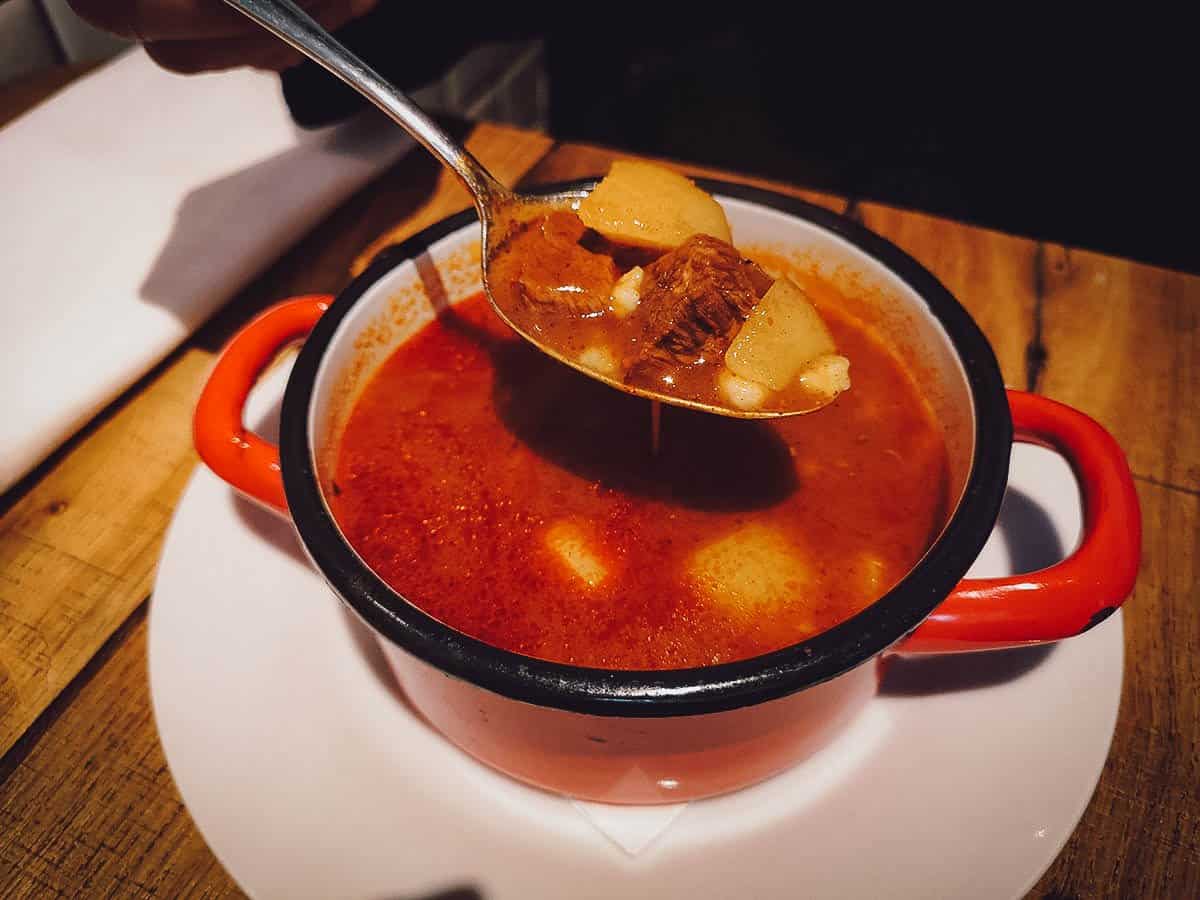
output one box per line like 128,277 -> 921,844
283,12 -> 1196,275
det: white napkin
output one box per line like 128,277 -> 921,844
0,48 -> 413,493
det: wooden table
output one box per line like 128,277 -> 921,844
1,68 -> 1196,900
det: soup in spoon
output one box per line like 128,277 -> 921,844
486,162 -> 852,416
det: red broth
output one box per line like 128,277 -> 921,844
330,291 -> 949,670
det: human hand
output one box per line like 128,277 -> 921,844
68,0 -> 379,73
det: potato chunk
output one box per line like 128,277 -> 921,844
717,368 -> 768,411
578,160 -> 732,250
544,520 -> 608,588
725,277 -> 838,390
578,345 -> 620,377
798,354 -> 851,397
687,524 -> 812,620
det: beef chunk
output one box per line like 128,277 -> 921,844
625,235 -> 772,384
492,212 -> 619,314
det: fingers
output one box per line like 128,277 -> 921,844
145,34 -> 305,73
69,0 -> 258,40
69,0 -> 378,42
124,0 -> 381,74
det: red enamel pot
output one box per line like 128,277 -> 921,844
194,181 -> 1140,803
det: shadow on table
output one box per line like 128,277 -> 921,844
375,889 -> 482,900
137,111 -> 410,329
880,484 -> 1066,697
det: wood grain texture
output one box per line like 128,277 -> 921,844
350,121 -> 555,276
0,609 -> 243,898
1036,246 -> 1200,492
853,202 -> 1039,387
0,351 -> 205,758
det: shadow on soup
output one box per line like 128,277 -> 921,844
328,284 -> 950,671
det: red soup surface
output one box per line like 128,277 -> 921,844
331,291 -> 950,670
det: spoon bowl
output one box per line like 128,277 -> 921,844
223,0 -> 837,419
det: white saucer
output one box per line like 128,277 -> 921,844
150,360 -> 1122,900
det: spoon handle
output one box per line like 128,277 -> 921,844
222,0 -> 505,205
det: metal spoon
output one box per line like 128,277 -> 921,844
222,0 -> 838,419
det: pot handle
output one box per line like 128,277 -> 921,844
901,389 -> 1141,653
193,296 -> 331,513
